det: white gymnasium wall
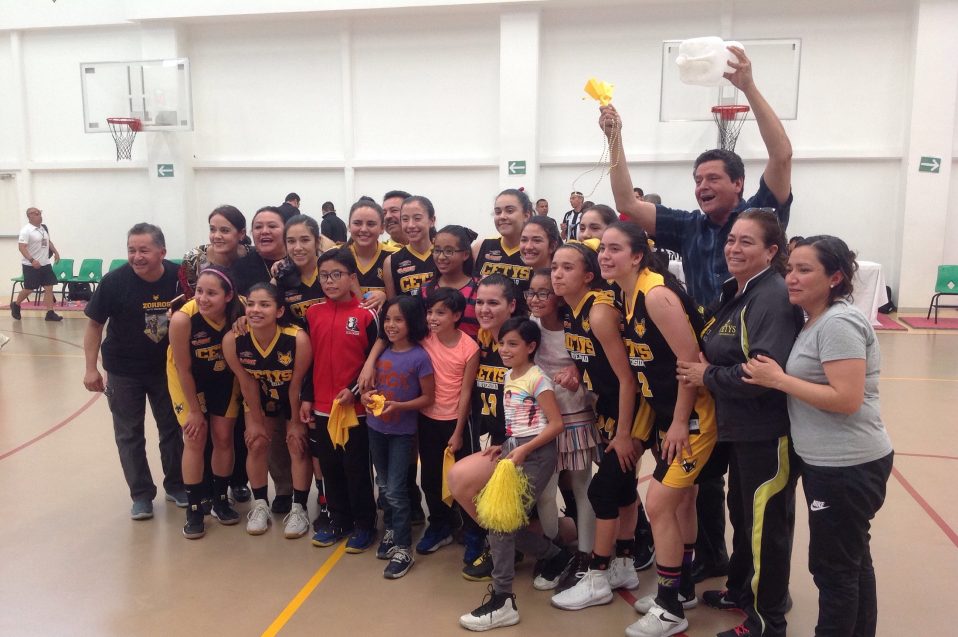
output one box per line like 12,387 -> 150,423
189,20 -> 345,161
1,0 -> 954,304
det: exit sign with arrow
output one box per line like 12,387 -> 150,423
508,160 -> 526,175
918,156 -> 940,173
157,164 -> 174,178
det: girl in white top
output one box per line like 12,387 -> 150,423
524,268 -> 600,581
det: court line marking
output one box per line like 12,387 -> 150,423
0,393 -> 101,461
895,452 -> 958,461
892,466 -> 958,549
261,542 -> 348,637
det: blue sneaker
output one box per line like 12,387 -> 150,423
165,490 -> 188,508
463,529 -> 486,564
130,499 -> 154,520
416,524 -> 453,555
345,527 -> 376,554
312,525 -> 347,548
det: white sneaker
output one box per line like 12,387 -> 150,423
283,503 -> 310,538
459,587 -> 520,631
550,568 -> 613,610
609,556 -> 639,590
633,592 -> 697,614
246,499 -> 271,535
625,603 -> 688,637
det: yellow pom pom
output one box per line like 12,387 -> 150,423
368,393 -> 386,416
474,459 -> 535,533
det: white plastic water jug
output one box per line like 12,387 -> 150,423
676,37 -> 744,87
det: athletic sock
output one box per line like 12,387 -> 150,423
293,489 -> 309,506
680,543 -> 696,598
211,474 -> 230,502
252,486 -> 269,502
655,563 -> 684,617
185,482 -> 204,512
615,538 -> 635,558
590,553 -> 611,571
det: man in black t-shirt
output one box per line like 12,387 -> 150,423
83,223 -> 185,520
277,192 -> 300,223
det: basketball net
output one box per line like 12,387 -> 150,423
712,105 -> 749,152
106,117 -> 142,161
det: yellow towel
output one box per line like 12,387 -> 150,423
327,398 -> 359,449
441,447 -> 456,506
474,459 -> 534,533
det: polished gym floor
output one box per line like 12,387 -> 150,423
1,312 -> 955,636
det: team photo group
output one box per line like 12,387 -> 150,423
77,50 -> 893,637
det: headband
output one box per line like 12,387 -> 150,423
199,267 -> 233,292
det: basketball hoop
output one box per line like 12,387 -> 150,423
711,105 -> 749,152
106,117 -> 142,161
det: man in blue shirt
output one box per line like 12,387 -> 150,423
600,47 -> 794,604
601,46 -> 793,312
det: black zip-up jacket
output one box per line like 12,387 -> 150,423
700,268 -> 804,442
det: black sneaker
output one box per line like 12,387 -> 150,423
702,589 -> 741,611
45,310 -> 63,322
462,549 -> 493,582
556,551 -> 591,593
633,535 -> 655,571
212,499 -> 240,525
230,484 -> 251,503
458,586 -> 519,631
383,547 -> 414,579
532,548 -> 574,590
183,509 -> 206,539
271,494 -> 293,514
312,504 -> 331,533
716,623 -> 756,637
201,497 -> 213,516
11,302 -> 21,320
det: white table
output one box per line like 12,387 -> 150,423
852,260 -> 887,327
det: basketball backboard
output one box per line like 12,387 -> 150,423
80,58 -> 193,132
660,38 -> 801,122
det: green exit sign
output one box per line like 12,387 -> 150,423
508,160 -> 526,175
157,164 -> 174,178
918,156 -> 940,173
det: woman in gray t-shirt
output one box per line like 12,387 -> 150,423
743,235 -> 893,637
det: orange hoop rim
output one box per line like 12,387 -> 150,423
711,104 -> 750,120
106,117 -> 143,132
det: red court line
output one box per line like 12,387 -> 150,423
892,466 -> 958,549
0,393 -> 101,461
895,452 -> 958,461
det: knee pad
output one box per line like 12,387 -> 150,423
588,474 -> 619,520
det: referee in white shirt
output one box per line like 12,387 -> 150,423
12,207 -> 62,321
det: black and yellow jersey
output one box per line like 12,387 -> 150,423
234,325 -> 301,418
623,269 -> 715,438
352,242 -> 397,296
389,245 -> 435,296
473,328 -> 508,444
280,267 -> 325,328
166,300 -> 239,422
475,237 -> 532,289
561,290 -> 628,436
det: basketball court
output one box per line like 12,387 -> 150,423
1,1 -> 957,635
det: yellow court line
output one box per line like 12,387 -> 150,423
880,376 -> 958,383
262,542 -> 348,637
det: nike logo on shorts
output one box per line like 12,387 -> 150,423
810,500 -> 830,511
